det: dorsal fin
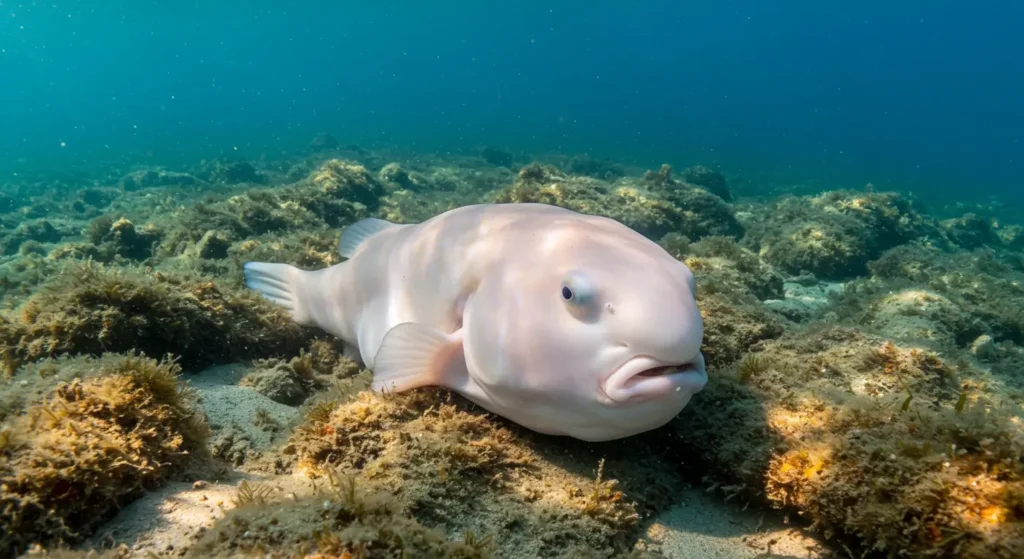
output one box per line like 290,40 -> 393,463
338,217 -> 401,258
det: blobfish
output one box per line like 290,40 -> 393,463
244,202 -> 707,441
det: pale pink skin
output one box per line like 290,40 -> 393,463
254,203 -> 706,442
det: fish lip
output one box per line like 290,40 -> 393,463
602,353 -> 708,403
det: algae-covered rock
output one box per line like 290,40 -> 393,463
0,262 -> 313,374
250,389 -> 683,558
566,154 -> 626,180
240,363 -> 308,405
674,326 -> 1024,558
1,219 -> 68,255
120,169 -> 201,191
745,190 -> 939,279
863,243 -> 1024,346
290,159 -> 388,227
642,164 -> 743,239
494,163 -> 742,242
85,216 -> 162,261
190,230 -> 231,259
229,230 -> 341,272
377,161 -> 427,192
942,213 -> 1003,249
480,146 -> 514,168
688,236 -> 784,301
681,165 -> 731,201
201,158 -> 266,185
0,354 -> 209,557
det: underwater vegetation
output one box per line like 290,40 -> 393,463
0,143 -> 1022,557
0,261 -> 313,375
0,354 -> 208,557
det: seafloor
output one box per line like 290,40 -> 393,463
0,139 -> 1021,559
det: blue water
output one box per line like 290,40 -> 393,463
1,1 -> 1021,202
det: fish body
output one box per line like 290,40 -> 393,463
244,203 -> 706,441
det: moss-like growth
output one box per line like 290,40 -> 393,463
119,168 -> 201,191
857,244 -> 1024,347
494,163 -> 741,242
681,165 -> 731,201
229,230 -> 341,273
378,162 -> 425,191
744,190 -> 939,279
942,213 -> 1003,249
190,470 -> 495,558
292,159 -> 387,227
268,388 -> 679,558
1,219 -> 67,255
0,353 -> 209,557
480,146 -> 514,168
85,216 -> 162,261
674,326 -> 1023,558
200,158 -> 266,185
566,154 -> 626,180
240,341 -> 358,406
694,291 -> 785,368
0,262 -> 313,374
689,236 -> 784,301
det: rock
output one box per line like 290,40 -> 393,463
970,334 -> 996,359
193,230 -> 231,260
240,364 -> 307,406
682,165 -> 731,201
120,169 -> 200,191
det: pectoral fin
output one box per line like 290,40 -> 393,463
371,323 -> 464,393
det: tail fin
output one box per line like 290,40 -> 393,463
243,262 -> 311,325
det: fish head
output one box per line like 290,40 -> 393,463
463,215 -> 707,440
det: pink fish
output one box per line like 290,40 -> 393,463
244,203 -> 706,441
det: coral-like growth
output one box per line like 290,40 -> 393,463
0,353 -> 209,557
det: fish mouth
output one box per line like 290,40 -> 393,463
602,354 -> 708,403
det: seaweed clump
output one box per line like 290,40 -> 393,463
0,353 -> 209,557
0,261 -> 313,374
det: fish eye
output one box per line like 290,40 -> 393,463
559,272 -> 599,322
561,285 -> 574,301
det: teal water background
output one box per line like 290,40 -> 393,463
1,1 -> 1020,203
